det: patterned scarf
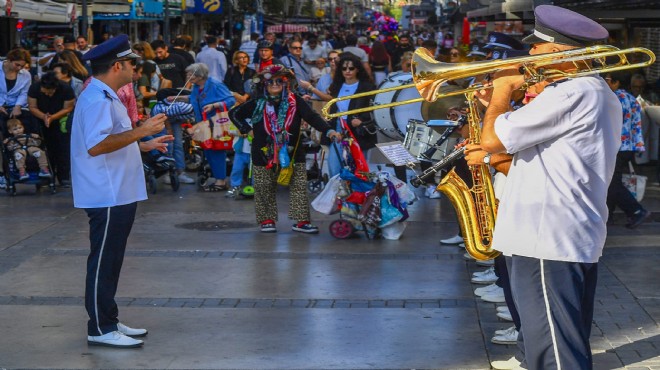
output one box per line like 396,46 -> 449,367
251,90 -> 297,139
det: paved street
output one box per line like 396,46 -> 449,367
0,169 -> 658,369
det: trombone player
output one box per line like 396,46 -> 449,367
467,5 -> 623,370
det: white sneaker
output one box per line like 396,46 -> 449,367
495,325 -> 516,336
476,258 -> 495,267
463,252 -> 475,261
491,326 -> 519,345
471,267 -> 498,284
474,283 -> 500,297
473,266 -> 495,278
87,331 -> 143,348
178,172 -> 196,184
428,187 -> 441,199
497,310 -> 513,321
496,305 -> 510,314
440,234 -> 463,245
425,184 -> 435,197
491,356 -> 522,370
0,176 -> 6,189
458,242 -> 466,249
482,288 -> 506,303
117,322 -> 148,337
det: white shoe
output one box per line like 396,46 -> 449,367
473,266 -> 495,278
463,252 -> 475,261
428,188 -> 441,199
496,305 -> 509,313
178,172 -> 196,184
474,283 -> 500,297
440,234 -> 463,245
476,258 -> 495,267
425,184 -> 435,197
497,310 -> 513,321
491,356 -> 522,370
471,267 -> 498,284
117,322 -> 148,337
482,288 -> 506,303
495,325 -> 516,336
87,331 -> 143,348
491,326 -> 519,345
458,242 -> 466,249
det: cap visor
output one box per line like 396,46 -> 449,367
123,51 -> 140,59
522,33 -> 545,45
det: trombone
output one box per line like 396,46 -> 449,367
320,45 -> 656,119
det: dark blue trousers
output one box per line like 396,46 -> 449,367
510,255 -> 598,370
84,203 -> 137,336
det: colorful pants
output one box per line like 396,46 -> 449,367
253,163 -> 310,224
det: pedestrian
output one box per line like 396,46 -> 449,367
196,35 -> 228,81
229,64 -> 341,233
476,5 -> 621,369
70,34 -> 171,348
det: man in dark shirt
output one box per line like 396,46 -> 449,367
392,35 -> 415,70
27,72 -> 75,186
170,37 -> 195,67
151,40 -> 187,88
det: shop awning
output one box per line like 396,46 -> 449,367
8,0 -> 72,23
266,24 -> 309,33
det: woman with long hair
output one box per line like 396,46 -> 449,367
368,41 -> 392,86
133,41 -> 161,91
229,65 -> 341,233
59,50 -> 88,80
326,52 -> 376,177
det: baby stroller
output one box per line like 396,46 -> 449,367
142,153 -> 179,194
313,121 -> 413,240
1,129 -> 57,196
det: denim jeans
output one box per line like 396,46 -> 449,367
230,151 -> 251,187
166,120 -> 185,171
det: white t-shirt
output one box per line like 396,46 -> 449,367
492,77 -> 622,263
71,78 -> 147,208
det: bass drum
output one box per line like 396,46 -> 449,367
373,72 -> 423,141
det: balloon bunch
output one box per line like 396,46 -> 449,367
369,12 -> 399,36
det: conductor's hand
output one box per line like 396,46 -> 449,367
140,134 -> 174,153
140,113 -> 167,137
464,143 -> 489,166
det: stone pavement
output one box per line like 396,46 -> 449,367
0,170 -> 658,369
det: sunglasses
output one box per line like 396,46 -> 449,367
55,44 -> 64,47
116,58 -> 137,66
290,46 -> 302,50
342,66 -> 356,72
329,57 -> 339,62
450,52 -> 459,57
265,78 -> 285,86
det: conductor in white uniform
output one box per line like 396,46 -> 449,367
71,34 -> 170,349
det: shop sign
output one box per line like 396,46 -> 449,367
183,0 -> 223,14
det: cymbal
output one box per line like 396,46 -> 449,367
420,84 -> 466,122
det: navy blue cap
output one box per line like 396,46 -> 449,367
83,34 -> 139,63
489,49 -> 528,60
467,43 -> 487,58
522,5 -> 608,47
483,32 -> 524,51
257,40 -> 274,50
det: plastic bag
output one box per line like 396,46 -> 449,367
381,221 -> 407,240
379,194 -> 403,228
387,176 -> 416,204
311,174 -> 341,214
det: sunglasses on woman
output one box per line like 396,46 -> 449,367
342,66 -> 356,71
266,78 -> 285,86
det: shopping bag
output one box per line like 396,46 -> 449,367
191,112 -> 212,142
622,162 -> 647,202
198,104 -> 234,150
311,174 -> 341,215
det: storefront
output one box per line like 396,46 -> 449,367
93,0 -> 182,43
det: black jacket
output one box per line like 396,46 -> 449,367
326,80 -> 377,151
229,94 -> 332,166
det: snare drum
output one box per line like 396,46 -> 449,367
373,72 -> 423,141
403,119 -> 452,161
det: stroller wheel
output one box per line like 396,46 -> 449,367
185,152 -> 203,171
170,172 -> 180,192
147,176 -> 158,195
307,180 -> 325,194
329,219 -> 354,239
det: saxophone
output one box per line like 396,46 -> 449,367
437,92 -> 500,261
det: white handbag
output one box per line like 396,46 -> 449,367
621,161 -> 647,202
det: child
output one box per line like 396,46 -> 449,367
3,119 -> 51,180
310,58 -> 330,86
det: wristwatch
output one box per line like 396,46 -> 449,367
483,153 -> 492,165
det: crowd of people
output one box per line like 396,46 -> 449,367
0,7 -> 659,368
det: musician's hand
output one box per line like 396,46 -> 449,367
491,65 -> 525,91
454,140 -> 468,149
351,118 -> 362,127
464,144 -> 489,166
475,87 -> 493,108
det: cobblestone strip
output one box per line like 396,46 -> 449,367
43,249 -> 458,260
0,295 -> 474,309
592,262 -> 660,368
